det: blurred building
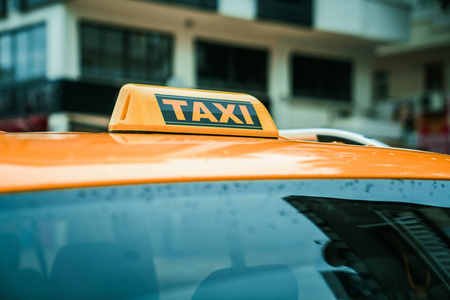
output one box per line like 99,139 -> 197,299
373,0 -> 450,151
0,0 -> 446,144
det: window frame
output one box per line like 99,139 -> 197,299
0,22 -> 47,85
372,70 -> 390,101
424,61 -> 445,92
256,0 -> 313,27
79,21 -> 174,86
291,53 -> 353,103
195,39 -> 269,94
18,0 -> 68,11
0,0 -> 7,18
148,0 -> 218,11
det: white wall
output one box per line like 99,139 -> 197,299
218,0 -> 256,20
378,8 -> 450,56
315,0 -> 410,41
314,0 -> 363,36
363,0 -> 410,41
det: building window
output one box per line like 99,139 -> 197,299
0,23 -> 46,84
196,40 -> 268,92
81,22 -> 173,84
372,70 -> 389,101
18,0 -> 65,11
424,62 -> 444,92
0,0 -> 6,18
257,0 -> 312,27
151,0 -> 217,10
291,54 -> 352,102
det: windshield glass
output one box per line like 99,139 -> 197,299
0,179 -> 449,300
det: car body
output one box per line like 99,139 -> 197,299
1,85 -> 450,300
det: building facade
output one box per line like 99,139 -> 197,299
0,0 -> 414,142
373,0 -> 450,152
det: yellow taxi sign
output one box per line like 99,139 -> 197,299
109,84 -> 278,138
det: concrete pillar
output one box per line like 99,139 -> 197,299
61,8 -> 80,80
268,39 -> 291,129
352,57 -> 372,115
172,29 -> 195,88
46,5 -> 67,80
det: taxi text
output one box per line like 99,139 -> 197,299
156,95 -> 262,130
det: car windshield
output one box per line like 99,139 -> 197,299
0,179 -> 449,300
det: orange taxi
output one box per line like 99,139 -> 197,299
0,85 -> 449,300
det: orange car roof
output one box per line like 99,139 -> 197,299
0,132 -> 449,194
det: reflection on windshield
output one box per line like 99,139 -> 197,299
286,195 -> 450,300
0,179 -> 449,300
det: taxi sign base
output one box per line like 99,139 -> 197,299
109,84 -> 278,138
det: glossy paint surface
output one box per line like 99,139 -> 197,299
1,132 -> 449,193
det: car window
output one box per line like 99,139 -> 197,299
0,179 -> 449,300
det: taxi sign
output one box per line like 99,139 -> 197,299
109,84 -> 278,138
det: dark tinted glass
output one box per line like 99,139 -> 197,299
101,29 -> 124,79
81,25 -> 100,77
1,179 -> 449,299
0,23 -> 46,84
424,62 -> 444,91
292,54 -> 352,101
196,40 -> 268,93
19,0 -> 65,10
0,0 -> 6,18
150,0 -> 217,10
257,0 -> 313,26
128,33 -> 147,80
0,34 -> 13,81
373,70 -> 389,100
81,22 -> 173,84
